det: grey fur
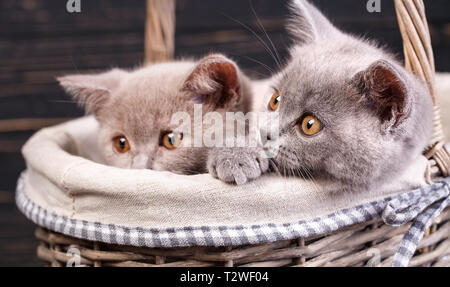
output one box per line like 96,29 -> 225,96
208,0 -> 433,191
207,147 -> 269,185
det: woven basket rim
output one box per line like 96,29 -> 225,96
16,171 -> 450,248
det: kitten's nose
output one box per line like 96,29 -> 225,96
146,156 -> 155,169
260,129 -> 277,143
259,129 -> 269,143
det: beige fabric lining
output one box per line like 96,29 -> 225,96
20,115 -> 430,229
436,73 -> 450,141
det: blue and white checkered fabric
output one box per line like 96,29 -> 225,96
15,174 -> 450,267
382,180 -> 450,267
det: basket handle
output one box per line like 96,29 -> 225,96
394,0 -> 450,177
144,0 -> 176,63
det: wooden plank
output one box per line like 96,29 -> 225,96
0,140 -> 27,153
0,118 -> 73,133
0,94 -> 83,119
2,33 -> 144,59
0,203 -> 41,266
0,84 -> 64,98
0,153 -> 26,191
0,191 -> 14,203
0,0 -> 146,38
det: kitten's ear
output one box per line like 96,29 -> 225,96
181,54 -> 241,110
353,60 -> 410,129
57,68 -> 126,115
288,0 -> 340,44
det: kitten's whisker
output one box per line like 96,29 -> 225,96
70,56 -> 80,74
250,70 -> 271,79
239,55 -> 274,74
249,0 -> 283,70
268,158 -> 281,176
301,165 -> 321,193
221,13 -> 280,72
293,167 -> 306,182
48,100 -> 80,104
279,147 -> 321,191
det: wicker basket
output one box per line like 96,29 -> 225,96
35,209 -> 450,267
30,0 -> 450,267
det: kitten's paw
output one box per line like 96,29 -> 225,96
207,148 -> 269,185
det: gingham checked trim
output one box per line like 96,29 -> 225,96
14,174 -> 386,247
15,173 -> 450,266
382,179 -> 450,267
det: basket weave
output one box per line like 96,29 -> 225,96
35,209 -> 450,267
33,0 -> 450,267
394,0 -> 450,177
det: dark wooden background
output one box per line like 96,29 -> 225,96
0,0 -> 449,266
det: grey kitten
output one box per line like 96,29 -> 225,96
208,0 -> 433,190
59,54 -> 252,174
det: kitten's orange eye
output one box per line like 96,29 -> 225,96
300,115 -> 323,136
269,92 -> 280,111
113,136 -> 130,153
162,132 -> 183,150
